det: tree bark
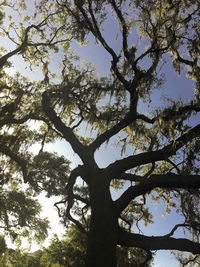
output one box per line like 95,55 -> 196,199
85,171 -> 118,267
118,228 -> 200,254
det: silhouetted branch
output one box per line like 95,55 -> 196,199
42,91 -> 90,162
164,223 -> 190,237
137,103 -> 200,124
107,123 -> 200,176
115,173 -> 200,214
118,228 -> 200,255
89,113 -> 136,152
0,144 -> 28,182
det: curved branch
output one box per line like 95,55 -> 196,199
137,103 -> 200,124
0,23 -> 41,69
115,173 -> 200,215
76,0 -> 131,90
118,228 -> 200,255
65,166 -> 89,234
167,159 -> 181,175
180,255 -> 199,267
66,206 -> 87,234
64,164 -> 89,208
0,12 -> 69,69
109,0 -> 130,63
74,194 -> 90,205
0,113 -> 35,127
0,144 -> 28,183
164,223 -> 190,237
89,113 -> 136,152
42,91 -> 91,162
54,165 -> 89,233
107,123 -> 200,176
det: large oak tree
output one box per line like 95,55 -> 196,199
0,0 -> 200,266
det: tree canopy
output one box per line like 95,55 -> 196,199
0,225 -> 151,266
0,0 -> 200,266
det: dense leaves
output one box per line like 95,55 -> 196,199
0,225 -> 152,267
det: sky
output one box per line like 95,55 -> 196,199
1,1 -> 199,266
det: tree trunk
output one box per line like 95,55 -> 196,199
85,172 -> 118,267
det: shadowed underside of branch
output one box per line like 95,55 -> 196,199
118,228 -> 200,255
115,174 -> 200,215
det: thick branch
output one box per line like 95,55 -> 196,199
0,46 -> 22,69
0,113 -> 35,127
177,53 -> 196,67
115,174 -> 200,215
116,173 -> 146,183
107,123 -> 200,176
118,228 -> 200,255
0,24 -> 42,69
65,165 -> 89,233
0,144 -> 28,183
42,91 -> 92,163
89,113 -> 136,152
54,165 -> 89,233
65,165 -> 88,202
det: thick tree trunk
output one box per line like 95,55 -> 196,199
85,172 -> 118,267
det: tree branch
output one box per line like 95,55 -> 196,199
164,223 -> 190,237
54,165 -> 89,233
0,12 -> 69,69
115,174 -> 200,215
137,103 -> 200,124
0,23 -> 41,69
42,91 -> 92,163
0,144 -> 28,183
107,123 -> 200,176
65,165 -> 88,204
75,0 -> 131,90
89,113 -> 136,152
109,1 -> 128,53
118,228 -> 200,255
0,113 -> 34,127
116,173 -> 146,183
65,165 -> 89,233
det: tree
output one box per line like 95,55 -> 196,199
40,225 -> 87,267
0,246 -> 43,267
0,0 -> 71,245
0,225 -> 150,267
40,224 -> 151,267
0,0 -> 200,266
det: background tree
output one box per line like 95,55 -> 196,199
40,225 -> 151,267
0,226 -> 151,267
0,0 -> 200,266
0,0 -> 72,247
0,69 -> 50,243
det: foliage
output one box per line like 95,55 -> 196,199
0,0 -> 200,266
40,225 -> 152,267
0,225 -> 151,266
0,248 -> 43,267
0,236 -> 6,256
40,225 -> 86,267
